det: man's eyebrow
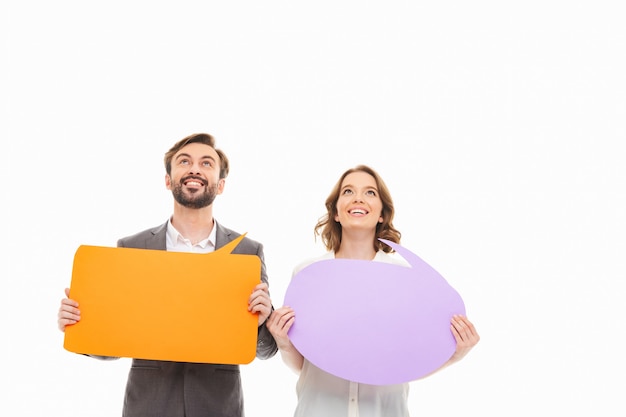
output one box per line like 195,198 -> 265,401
175,153 -> 217,161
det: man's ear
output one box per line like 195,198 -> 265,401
165,174 -> 172,190
217,178 -> 226,194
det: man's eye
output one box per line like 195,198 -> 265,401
180,159 -> 190,165
202,161 -> 212,167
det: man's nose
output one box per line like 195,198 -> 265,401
188,161 -> 202,173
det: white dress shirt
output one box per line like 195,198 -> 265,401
165,218 -> 217,253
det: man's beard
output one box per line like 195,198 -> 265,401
171,178 -> 219,209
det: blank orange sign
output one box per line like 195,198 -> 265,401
64,234 -> 260,364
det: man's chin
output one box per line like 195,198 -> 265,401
172,187 -> 216,209
183,197 -> 215,209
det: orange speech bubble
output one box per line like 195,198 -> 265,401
63,234 -> 260,364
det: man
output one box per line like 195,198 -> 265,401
58,133 -> 278,417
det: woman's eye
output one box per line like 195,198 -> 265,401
366,190 -> 377,196
342,189 -> 353,195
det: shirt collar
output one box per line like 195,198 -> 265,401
166,217 -> 216,249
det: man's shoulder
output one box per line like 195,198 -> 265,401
216,222 -> 263,252
117,222 -> 167,249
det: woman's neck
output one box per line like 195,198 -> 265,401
335,231 -> 377,260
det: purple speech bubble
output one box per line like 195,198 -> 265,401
283,239 -> 465,385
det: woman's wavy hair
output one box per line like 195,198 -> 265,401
314,165 -> 401,253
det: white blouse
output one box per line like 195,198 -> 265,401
291,251 -> 412,417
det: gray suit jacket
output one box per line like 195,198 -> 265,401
109,220 -> 278,417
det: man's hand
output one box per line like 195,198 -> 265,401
58,288 -> 81,332
248,282 -> 272,326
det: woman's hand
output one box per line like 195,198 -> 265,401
448,314 -> 480,363
266,306 -> 304,373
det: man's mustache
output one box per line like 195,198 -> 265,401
180,176 -> 208,186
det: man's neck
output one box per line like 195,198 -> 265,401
170,204 -> 215,245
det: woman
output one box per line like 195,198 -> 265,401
267,165 -> 480,417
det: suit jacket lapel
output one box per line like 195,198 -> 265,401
148,220 -> 229,251
146,222 -> 168,250
214,221 -> 232,250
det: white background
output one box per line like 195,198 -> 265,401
2,1 -> 625,416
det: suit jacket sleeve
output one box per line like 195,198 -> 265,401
250,241 -> 279,360
215,222 -> 278,360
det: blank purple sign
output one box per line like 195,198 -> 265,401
283,239 -> 465,385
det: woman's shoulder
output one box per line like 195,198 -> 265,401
292,250 -> 409,277
374,250 -> 410,267
292,252 -> 334,276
